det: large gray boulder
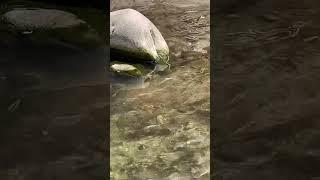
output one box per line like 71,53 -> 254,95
110,9 -> 169,66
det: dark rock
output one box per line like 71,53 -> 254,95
28,0 -> 106,10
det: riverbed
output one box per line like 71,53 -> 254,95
110,0 -> 210,179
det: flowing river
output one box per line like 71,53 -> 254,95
110,0 -> 210,179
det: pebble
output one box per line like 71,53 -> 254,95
156,115 -> 165,124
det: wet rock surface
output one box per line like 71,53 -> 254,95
110,63 -> 143,77
111,0 -> 210,179
213,0 -> 320,179
1,8 -> 104,53
3,8 -> 85,29
110,9 -> 169,65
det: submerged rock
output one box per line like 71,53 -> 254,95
3,8 -> 85,30
30,0 -> 106,10
2,8 -> 103,50
110,9 -> 169,66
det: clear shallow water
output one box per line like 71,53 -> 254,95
110,0 -> 210,179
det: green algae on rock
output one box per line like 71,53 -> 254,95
110,8 -> 170,67
110,63 -> 143,77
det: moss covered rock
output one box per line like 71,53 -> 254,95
110,9 -> 170,66
110,63 -> 143,77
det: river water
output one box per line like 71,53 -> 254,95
0,1 -> 107,179
0,0 -> 210,179
110,0 -> 210,179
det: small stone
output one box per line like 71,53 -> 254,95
111,64 -> 137,72
138,144 -> 146,150
22,30 -> 33,34
156,115 -> 165,124
110,63 -> 142,77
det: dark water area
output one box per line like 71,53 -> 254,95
213,0 -> 320,179
0,1 -> 107,179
